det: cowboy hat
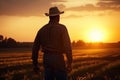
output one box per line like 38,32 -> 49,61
45,7 -> 64,16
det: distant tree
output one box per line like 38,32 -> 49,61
7,38 -> 17,47
72,40 -> 76,47
0,35 -> 17,48
118,41 -> 120,44
0,35 -> 3,47
76,40 -> 85,47
118,41 -> 120,47
0,35 -> 3,42
1,37 -> 7,48
71,40 -> 86,48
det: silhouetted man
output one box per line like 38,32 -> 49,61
32,7 -> 72,80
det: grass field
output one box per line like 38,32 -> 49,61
0,48 -> 120,80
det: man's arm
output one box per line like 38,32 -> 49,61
62,26 -> 73,72
32,31 -> 41,72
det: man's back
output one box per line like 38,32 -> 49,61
37,22 -> 71,53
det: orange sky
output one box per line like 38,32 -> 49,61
0,0 -> 120,42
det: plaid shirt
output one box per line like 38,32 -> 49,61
32,22 -> 72,65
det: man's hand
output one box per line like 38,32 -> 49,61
33,65 -> 40,74
66,63 -> 72,73
32,59 -> 40,73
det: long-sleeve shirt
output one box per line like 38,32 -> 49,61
32,22 -> 72,65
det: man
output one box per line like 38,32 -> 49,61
32,7 -> 72,80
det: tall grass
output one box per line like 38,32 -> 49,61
0,48 -> 120,80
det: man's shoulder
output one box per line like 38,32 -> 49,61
38,23 -> 67,32
41,24 -> 49,28
59,24 -> 68,32
58,23 -> 66,27
39,24 -> 49,30
58,23 -> 67,30
37,24 -> 48,34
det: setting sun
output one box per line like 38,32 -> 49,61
88,29 -> 104,42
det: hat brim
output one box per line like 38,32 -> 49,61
45,11 -> 64,16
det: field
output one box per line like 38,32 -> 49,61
0,48 -> 120,80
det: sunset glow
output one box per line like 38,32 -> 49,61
0,0 -> 120,42
89,29 -> 104,42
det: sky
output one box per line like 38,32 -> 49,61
0,0 -> 120,42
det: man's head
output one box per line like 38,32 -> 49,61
45,7 -> 64,17
45,7 -> 64,23
49,15 -> 60,23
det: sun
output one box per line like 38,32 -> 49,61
89,29 -> 104,42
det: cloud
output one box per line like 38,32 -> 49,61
0,0 -> 64,16
52,0 -> 120,18
63,0 -> 120,11
53,0 -> 98,8
66,4 -> 99,11
97,0 -> 120,11
0,0 -> 119,16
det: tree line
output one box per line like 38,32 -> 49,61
1,35 -> 120,49
0,35 -> 86,48
71,40 -> 86,48
0,35 -> 33,48
0,35 -> 17,48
